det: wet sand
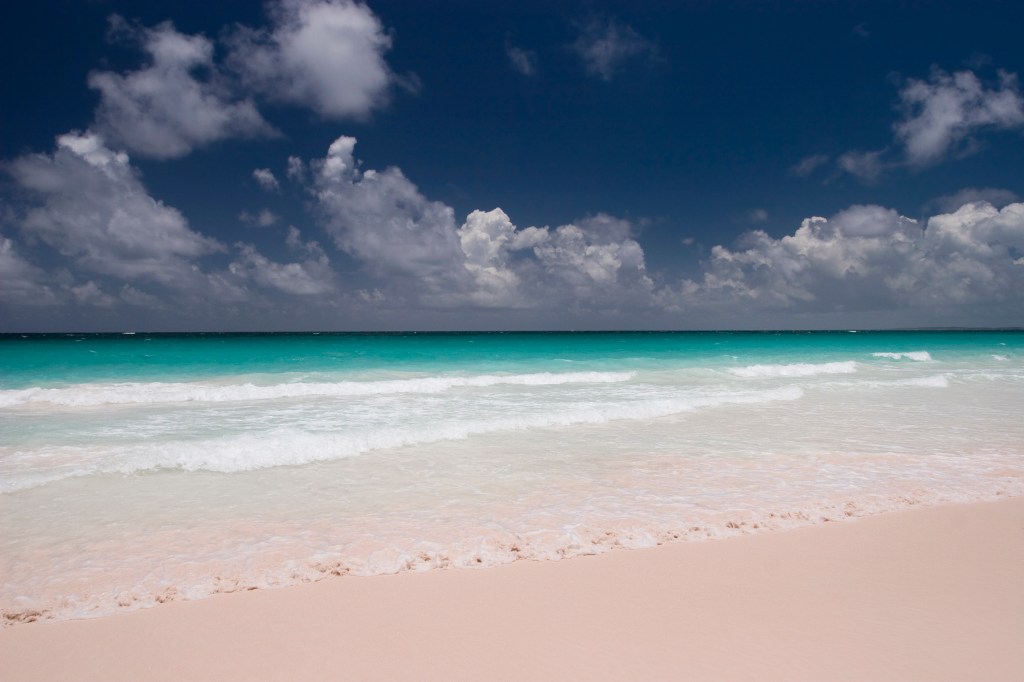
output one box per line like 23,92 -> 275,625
2,497 -> 1022,681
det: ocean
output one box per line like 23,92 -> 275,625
1,330 -> 1022,625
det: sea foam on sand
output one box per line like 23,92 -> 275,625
1,497 -> 1021,682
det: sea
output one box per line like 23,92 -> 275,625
2,330 -> 1022,625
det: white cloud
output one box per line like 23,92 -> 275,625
119,284 -> 161,307
456,209 -> 654,309
533,215 -> 652,297
928,187 -> 1020,213
679,201 -> 1024,314
836,149 -> 886,183
286,155 -> 306,182
823,68 -> 1024,183
253,168 -> 280,191
506,44 -> 537,76
572,18 -> 656,81
4,126 -> 1023,328
6,131 -> 224,292
895,68 -> 1024,167
229,240 -> 335,295
305,136 -> 655,311
310,135 -> 469,292
457,208 -> 531,307
792,154 -> 830,177
239,209 -> 279,227
89,17 -> 275,159
0,235 -> 60,306
71,281 -> 116,307
5,132 -> 660,323
226,0 -> 396,119
748,209 -> 769,223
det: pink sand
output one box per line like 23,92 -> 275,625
2,497 -> 1022,681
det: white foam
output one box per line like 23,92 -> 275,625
727,361 -> 857,378
4,453 -> 1020,626
0,371 -> 636,409
872,351 -> 932,361
992,354 -> 1008,361
0,385 -> 804,490
894,375 -> 949,388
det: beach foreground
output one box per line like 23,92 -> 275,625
2,497 -> 1022,682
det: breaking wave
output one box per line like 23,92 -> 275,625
0,371 -> 635,409
727,361 -> 857,378
872,351 -> 933,361
0,385 -> 804,492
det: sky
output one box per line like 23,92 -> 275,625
1,0 -> 1023,332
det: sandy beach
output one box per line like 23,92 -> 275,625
2,496 -> 1021,681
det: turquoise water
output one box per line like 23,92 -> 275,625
3,330 -> 1019,386
1,331 -> 1022,624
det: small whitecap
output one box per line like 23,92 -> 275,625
728,361 -> 857,378
871,351 -> 932,362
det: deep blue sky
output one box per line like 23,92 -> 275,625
2,0 -> 1023,331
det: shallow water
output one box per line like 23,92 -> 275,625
2,331 -> 1022,624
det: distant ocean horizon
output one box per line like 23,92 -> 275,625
2,330 -> 1022,625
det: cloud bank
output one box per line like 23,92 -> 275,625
7,131 -> 224,287
679,202 -> 1024,322
3,136 -> 1022,329
2,132 -> 338,319
298,136 -> 1022,326
307,136 -> 654,312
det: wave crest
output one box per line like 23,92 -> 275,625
0,371 -> 635,408
0,385 -> 804,491
872,351 -> 932,361
728,361 -> 857,378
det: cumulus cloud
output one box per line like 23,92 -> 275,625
70,281 -> 116,307
913,201 -> 1024,301
572,18 -> 656,81
456,209 -> 654,308
229,237 -> 335,295
895,68 -> 1024,167
679,201 -> 1024,316
0,235 -> 60,306
928,187 -> 1020,213
305,136 -> 654,310
88,3 -> 405,158
226,0 -> 397,119
310,135 -> 469,294
533,214 -> 652,299
4,126 -> 1023,327
89,17 -> 275,159
119,284 -> 161,307
457,208 -> 528,306
5,131 -> 225,292
0,132 -> 342,323
253,168 -> 280,191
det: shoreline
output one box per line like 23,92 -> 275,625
2,496 -> 1022,681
